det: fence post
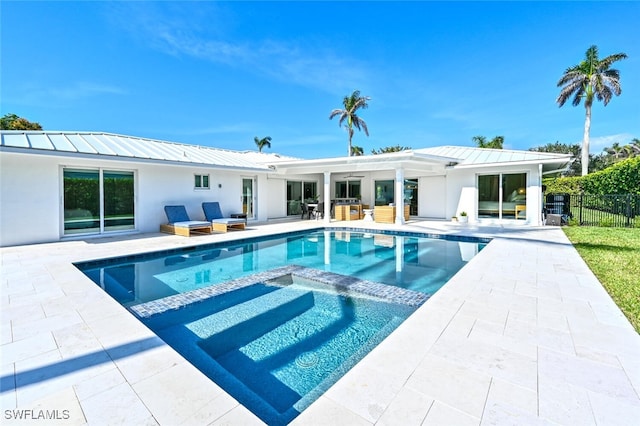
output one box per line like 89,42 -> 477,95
579,193 -> 583,225
626,194 -> 631,228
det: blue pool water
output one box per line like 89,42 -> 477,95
77,229 -> 487,425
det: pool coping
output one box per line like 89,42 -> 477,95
2,219 -> 640,425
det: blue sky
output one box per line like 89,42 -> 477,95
2,1 -> 639,159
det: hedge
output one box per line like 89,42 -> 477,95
544,157 -> 640,195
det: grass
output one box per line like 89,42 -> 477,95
563,227 -> 640,333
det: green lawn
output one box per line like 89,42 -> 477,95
563,227 -> 640,333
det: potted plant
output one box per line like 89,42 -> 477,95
458,211 -> 468,223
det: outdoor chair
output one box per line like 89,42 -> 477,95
312,202 -> 324,220
301,203 -> 312,220
160,205 -> 212,237
202,202 -> 246,232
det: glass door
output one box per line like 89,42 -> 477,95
287,181 -> 302,216
104,171 -> 135,231
63,168 -> 135,235
242,178 -> 255,219
64,169 -> 100,235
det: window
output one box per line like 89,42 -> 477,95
335,180 -> 361,199
195,174 -> 210,189
374,180 -> 394,206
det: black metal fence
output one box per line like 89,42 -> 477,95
546,193 -> 639,227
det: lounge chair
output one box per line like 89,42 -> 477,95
160,205 -> 212,237
202,202 -> 246,232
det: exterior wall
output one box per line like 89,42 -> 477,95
0,152 -> 61,246
0,151 -> 275,247
446,164 -> 542,224
419,176 -> 447,218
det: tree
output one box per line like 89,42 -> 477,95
472,135 -> 504,149
603,139 -> 640,164
0,113 -> 42,130
631,138 -> 640,156
556,45 -> 627,176
351,145 -> 364,156
371,145 -> 411,155
254,136 -> 272,152
529,141 -> 608,176
329,90 -> 370,156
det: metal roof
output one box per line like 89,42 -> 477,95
0,131 -> 275,171
416,146 -> 573,166
1,131 -> 573,174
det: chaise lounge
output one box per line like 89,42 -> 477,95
160,205 -> 212,237
202,202 -> 246,232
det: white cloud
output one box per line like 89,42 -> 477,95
9,81 -> 126,107
109,3 -> 370,95
583,133 -> 634,151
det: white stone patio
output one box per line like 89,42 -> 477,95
2,220 -> 639,425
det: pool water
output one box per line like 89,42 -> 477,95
143,275 -> 417,425
80,230 -> 485,306
77,229 -> 487,424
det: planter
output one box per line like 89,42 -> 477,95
459,216 -> 468,223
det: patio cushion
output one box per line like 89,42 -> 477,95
202,202 -> 244,223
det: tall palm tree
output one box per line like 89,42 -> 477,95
254,136 -> 272,153
556,45 -> 627,176
329,90 -> 370,156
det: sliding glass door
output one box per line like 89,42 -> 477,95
286,180 -> 317,216
478,173 -> 526,219
64,168 -> 135,235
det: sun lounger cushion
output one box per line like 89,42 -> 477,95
202,202 -> 246,232
202,202 -> 245,225
161,205 -> 212,236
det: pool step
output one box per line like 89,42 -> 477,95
192,287 -> 315,356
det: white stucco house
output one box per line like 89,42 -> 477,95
0,131 -> 572,247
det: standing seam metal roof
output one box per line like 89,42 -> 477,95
0,131 -> 274,170
415,145 -> 573,165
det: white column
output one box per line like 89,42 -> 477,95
395,168 -> 405,224
538,163 -> 543,226
324,171 -> 331,223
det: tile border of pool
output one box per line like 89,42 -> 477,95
130,264 -> 431,318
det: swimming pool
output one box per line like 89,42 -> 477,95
76,228 -> 487,424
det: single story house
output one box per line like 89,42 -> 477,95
0,131 -> 572,247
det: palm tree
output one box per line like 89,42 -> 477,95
254,136 -> 272,153
472,135 -> 504,149
329,90 -> 370,156
351,145 -> 364,156
556,45 -> 627,176
631,138 -> 640,156
604,142 -> 628,164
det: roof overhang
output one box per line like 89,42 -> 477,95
450,156 -> 573,174
0,145 -> 275,173
271,150 -> 459,175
